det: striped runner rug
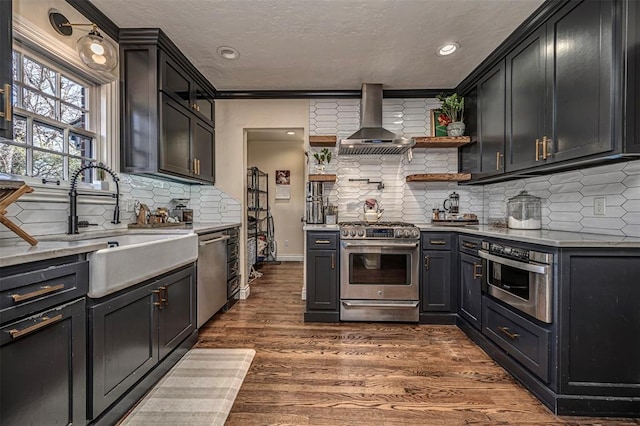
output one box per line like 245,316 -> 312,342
120,348 -> 255,426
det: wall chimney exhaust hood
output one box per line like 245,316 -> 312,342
338,83 -> 415,155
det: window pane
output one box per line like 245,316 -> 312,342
61,76 -> 85,108
69,157 -> 93,183
69,133 -> 93,157
33,123 -> 64,152
32,150 -> 63,179
0,143 -> 26,176
12,116 -> 27,144
61,104 -> 86,128
22,87 -> 56,119
23,56 -> 56,95
12,51 -> 19,82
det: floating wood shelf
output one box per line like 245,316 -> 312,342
309,174 -> 337,182
406,173 -> 472,182
309,135 -> 337,147
413,136 -> 471,148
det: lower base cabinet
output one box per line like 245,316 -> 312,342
88,264 -> 196,420
0,298 -> 86,426
459,252 -> 482,329
305,232 -> 339,322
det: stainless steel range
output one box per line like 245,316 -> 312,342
339,221 -> 420,322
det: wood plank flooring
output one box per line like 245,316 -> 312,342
197,262 -> 640,425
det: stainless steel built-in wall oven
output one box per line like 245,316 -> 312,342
478,241 -> 554,323
339,222 -> 420,322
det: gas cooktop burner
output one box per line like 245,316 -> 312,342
339,221 -> 420,240
339,221 -> 415,227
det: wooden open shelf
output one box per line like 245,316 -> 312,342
413,136 -> 471,148
406,173 -> 472,182
309,135 -> 337,147
309,174 -> 337,182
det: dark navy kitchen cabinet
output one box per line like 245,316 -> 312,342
458,236 -> 483,331
305,232 -> 339,322
0,256 -> 88,426
457,0 -> 640,183
89,264 -> 196,420
120,29 -> 215,184
0,0 -> 12,139
420,233 -> 456,321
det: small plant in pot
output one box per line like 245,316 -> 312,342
436,93 -> 465,137
312,148 -> 332,173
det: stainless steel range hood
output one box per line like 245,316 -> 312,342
339,84 -> 415,155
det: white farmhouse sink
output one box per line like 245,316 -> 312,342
86,233 -> 198,298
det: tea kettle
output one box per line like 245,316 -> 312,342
363,199 -> 384,222
443,192 -> 460,214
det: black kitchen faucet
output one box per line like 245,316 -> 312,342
68,163 -> 120,234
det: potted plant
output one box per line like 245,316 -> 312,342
436,93 -> 465,137
312,148 -> 332,173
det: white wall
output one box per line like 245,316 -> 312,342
248,140 -> 305,260
215,99 -> 309,293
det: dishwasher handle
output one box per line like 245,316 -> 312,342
199,235 -> 230,246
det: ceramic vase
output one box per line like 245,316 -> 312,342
447,121 -> 465,137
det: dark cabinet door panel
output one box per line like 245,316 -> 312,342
90,283 -> 158,418
421,250 -> 451,312
160,95 -> 192,177
306,249 -> 338,311
548,0 -> 613,162
506,26 -> 547,172
160,54 -> 192,109
158,267 -> 196,360
479,61 -> 506,175
192,120 -> 215,183
0,298 -> 86,426
459,253 -> 482,329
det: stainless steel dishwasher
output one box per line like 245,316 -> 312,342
197,231 -> 229,328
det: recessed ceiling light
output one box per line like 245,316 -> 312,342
217,46 -> 239,60
286,131 -> 296,135
437,42 -> 460,56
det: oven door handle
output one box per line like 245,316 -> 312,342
478,251 -> 548,274
341,301 -> 420,309
342,242 -> 419,249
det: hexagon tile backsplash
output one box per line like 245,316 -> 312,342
310,98 -> 640,237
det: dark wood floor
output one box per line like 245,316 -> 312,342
197,262 -> 640,425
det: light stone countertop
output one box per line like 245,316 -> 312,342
302,223 -> 640,248
0,222 -> 241,268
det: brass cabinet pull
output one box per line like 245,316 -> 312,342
473,263 -> 482,279
496,152 -> 503,170
11,284 -> 65,302
424,255 -> 430,270
197,159 -> 201,175
535,138 -> 540,161
542,135 -> 551,159
331,253 -> 335,270
314,239 -> 331,244
429,240 -> 446,245
498,326 -> 520,340
192,158 -> 197,174
0,84 -> 11,121
462,242 -> 476,249
160,286 -> 168,307
153,289 -> 163,309
9,314 -> 62,339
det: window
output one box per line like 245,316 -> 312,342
0,48 -> 98,183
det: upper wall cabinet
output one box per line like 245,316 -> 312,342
0,0 -> 12,140
458,0 -> 640,183
120,29 -> 216,184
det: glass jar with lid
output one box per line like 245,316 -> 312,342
506,190 -> 541,230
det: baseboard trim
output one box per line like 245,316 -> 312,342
276,255 -> 304,262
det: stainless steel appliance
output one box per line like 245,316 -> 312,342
478,241 -> 553,323
339,221 -> 420,322
338,84 -> 415,155
197,231 -> 229,328
306,181 -> 325,224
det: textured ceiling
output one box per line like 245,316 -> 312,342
90,0 -> 545,91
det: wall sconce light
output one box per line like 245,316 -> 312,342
49,11 -> 118,72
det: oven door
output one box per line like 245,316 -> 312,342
340,240 -> 419,301
478,250 -> 552,323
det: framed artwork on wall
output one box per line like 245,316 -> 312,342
430,109 -> 450,137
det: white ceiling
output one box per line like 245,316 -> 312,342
91,0 -> 545,91
247,128 -> 305,142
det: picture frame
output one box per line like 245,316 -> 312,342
430,109 -> 449,137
